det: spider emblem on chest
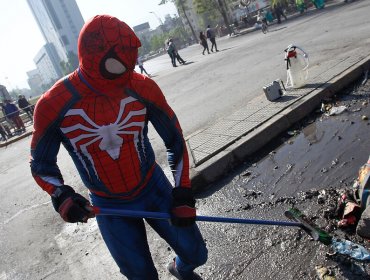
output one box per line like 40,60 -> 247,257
61,96 -> 146,178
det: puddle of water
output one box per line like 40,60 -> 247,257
242,108 -> 370,197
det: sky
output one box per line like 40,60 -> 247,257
0,0 -> 178,91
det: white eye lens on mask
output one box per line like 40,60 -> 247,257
105,58 -> 126,74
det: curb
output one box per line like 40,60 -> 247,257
190,55 -> 370,193
0,131 -> 32,148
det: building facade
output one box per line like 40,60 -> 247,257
34,43 -> 62,85
27,0 -> 84,71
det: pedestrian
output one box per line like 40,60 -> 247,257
166,39 -> 177,67
17,95 -> 33,121
169,38 -> 186,65
3,100 -> 25,133
0,123 -> 7,141
30,15 -> 207,280
265,9 -> 274,23
273,2 -> 287,24
3,123 -> 12,137
137,56 -> 151,76
312,0 -> 325,9
257,10 -> 268,26
206,25 -> 219,52
199,31 -> 210,55
0,102 -> 15,131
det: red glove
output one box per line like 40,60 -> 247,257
171,187 -> 196,227
51,185 -> 95,223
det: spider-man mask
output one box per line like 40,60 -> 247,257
78,15 -> 141,92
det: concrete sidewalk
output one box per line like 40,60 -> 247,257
2,51 -> 370,191
186,0 -> 370,191
4,53 -> 368,187
188,52 -> 370,191
0,124 -> 33,148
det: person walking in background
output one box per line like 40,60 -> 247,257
0,123 -> 8,141
166,39 -> 177,67
17,95 -> 33,121
206,25 -> 219,52
30,15 -> 207,280
3,100 -> 25,133
169,38 -> 186,65
199,31 -> 210,55
137,56 -> 151,77
273,2 -> 287,24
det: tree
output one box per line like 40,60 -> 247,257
9,88 -> 22,100
60,51 -> 79,76
150,33 -> 168,52
270,0 -> 289,8
159,0 -> 198,43
139,35 -> 152,55
193,0 -> 221,29
193,0 -> 233,35
216,0 -> 233,35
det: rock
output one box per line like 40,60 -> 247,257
315,265 -> 336,280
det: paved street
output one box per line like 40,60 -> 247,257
0,0 -> 370,279
191,79 -> 370,279
140,0 -> 370,181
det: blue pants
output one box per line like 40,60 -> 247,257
91,166 -> 208,279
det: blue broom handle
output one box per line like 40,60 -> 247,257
93,207 -> 301,227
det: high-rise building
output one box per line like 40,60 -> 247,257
27,0 -> 84,63
34,43 -> 62,85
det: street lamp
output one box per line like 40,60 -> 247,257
149,11 -> 165,33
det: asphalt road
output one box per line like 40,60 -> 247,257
191,72 -> 370,280
0,1 -> 369,279
141,0 -> 370,166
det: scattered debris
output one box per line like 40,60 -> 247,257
331,238 -> 370,261
353,155 -> 370,239
243,190 -> 262,199
328,105 -> 347,116
361,69 -> 368,86
315,265 -> 336,280
336,191 -> 362,229
320,103 -> 348,116
287,130 -> 299,136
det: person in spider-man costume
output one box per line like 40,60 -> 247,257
30,15 -> 207,280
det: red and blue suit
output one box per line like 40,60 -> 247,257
30,15 -> 207,279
